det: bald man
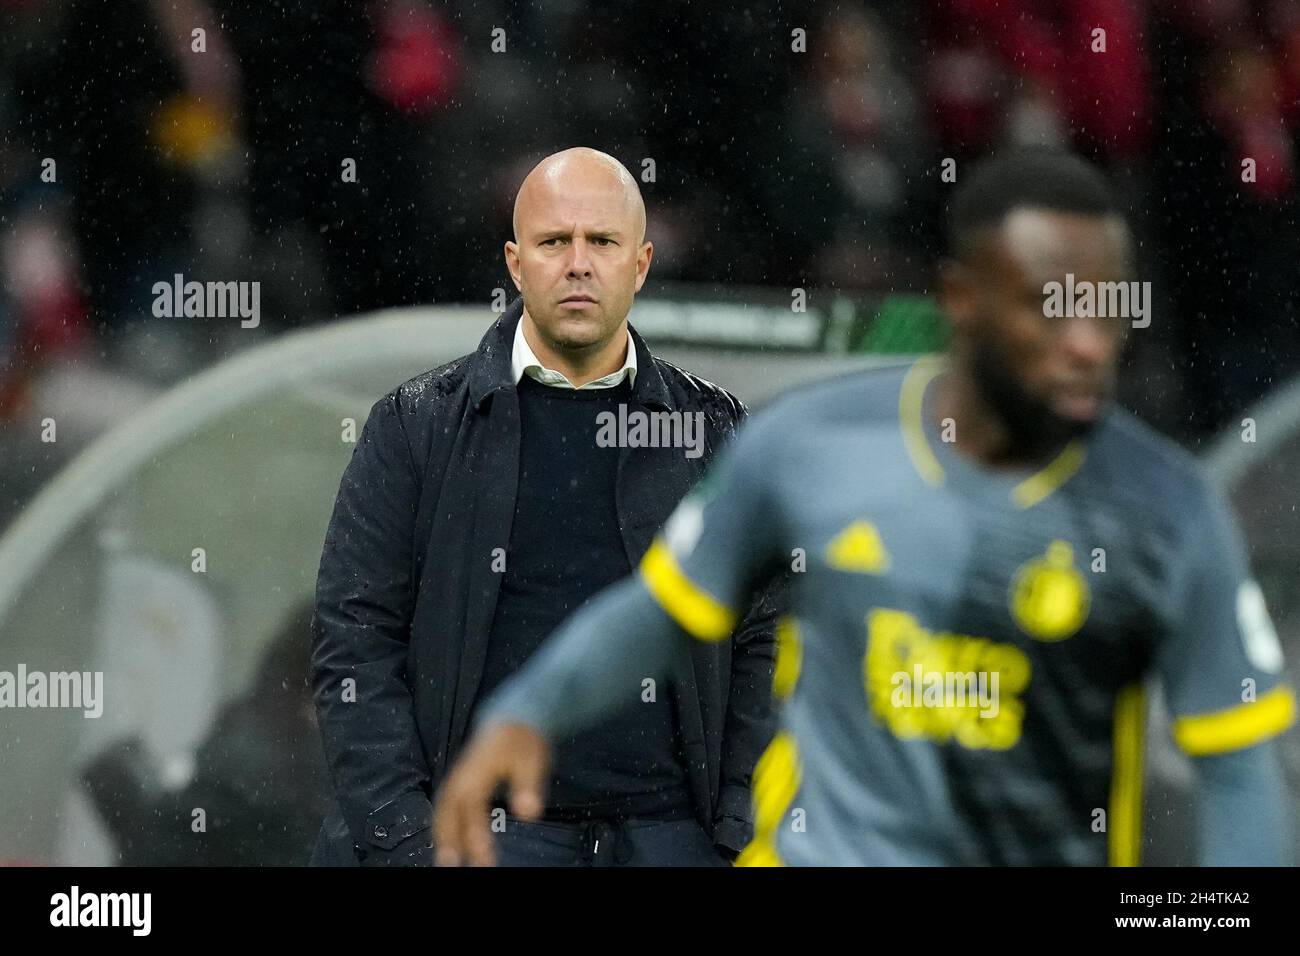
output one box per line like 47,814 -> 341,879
309,148 -> 782,867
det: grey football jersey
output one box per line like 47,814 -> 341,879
638,357 -> 1295,865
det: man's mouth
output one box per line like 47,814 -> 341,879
559,293 -> 597,305
1054,385 -> 1104,421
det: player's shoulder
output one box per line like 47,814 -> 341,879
1089,405 -> 1221,518
713,359 -> 915,475
751,358 -> 916,433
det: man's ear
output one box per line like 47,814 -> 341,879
633,241 -> 653,293
504,241 -> 523,291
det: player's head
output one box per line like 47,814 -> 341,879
505,147 -> 652,355
939,149 -> 1132,450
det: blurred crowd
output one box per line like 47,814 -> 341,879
2,0 -> 1299,437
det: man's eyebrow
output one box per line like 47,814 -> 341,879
532,227 -> 624,240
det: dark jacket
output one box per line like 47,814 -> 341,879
309,298 -> 780,865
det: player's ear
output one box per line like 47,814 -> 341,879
504,240 -> 523,291
633,241 -> 653,293
938,256 -> 976,331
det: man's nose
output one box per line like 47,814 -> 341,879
565,239 -> 593,278
1060,315 -> 1117,368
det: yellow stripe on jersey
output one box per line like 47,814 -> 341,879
1011,440 -> 1087,509
638,537 -> 737,643
1171,685 -> 1297,757
899,356 -> 946,487
735,731 -> 802,867
772,616 -> 803,700
898,355 -> 1088,508
1108,683 -> 1146,867
733,839 -> 783,867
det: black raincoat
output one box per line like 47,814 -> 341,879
309,298 -> 781,865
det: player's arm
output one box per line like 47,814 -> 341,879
1157,481 -> 1297,866
1195,741 -> 1292,866
433,414 -> 785,866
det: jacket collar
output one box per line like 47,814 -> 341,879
469,296 -> 676,410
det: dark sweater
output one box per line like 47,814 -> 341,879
475,373 -> 693,821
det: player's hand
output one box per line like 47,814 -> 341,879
432,721 -> 551,867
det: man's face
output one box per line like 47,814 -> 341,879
942,208 -> 1132,452
505,165 -> 652,354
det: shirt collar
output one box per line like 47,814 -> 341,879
511,317 -> 637,390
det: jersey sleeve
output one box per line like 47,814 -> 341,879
1156,480 -> 1296,757
636,407 -> 787,643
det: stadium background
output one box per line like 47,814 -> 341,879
0,0 -> 1297,864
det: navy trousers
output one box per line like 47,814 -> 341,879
492,816 -> 730,867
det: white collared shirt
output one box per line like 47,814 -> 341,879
511,317 -> 637,390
